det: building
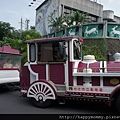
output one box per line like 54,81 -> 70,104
35,0 -> 120,36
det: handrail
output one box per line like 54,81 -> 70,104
73,67 -> 120,73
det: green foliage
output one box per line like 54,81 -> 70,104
48,14 -> 66,31
66,11 -> 92,26
82,38 -> 107,61
82,45 -> 106,61
20,30 -> 42,40
83,38 -> 107,58
48,10 -> 92,31
0,29 -> 42,65
0,21 -> 14,40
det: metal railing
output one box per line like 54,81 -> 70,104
73,67 -> 120,73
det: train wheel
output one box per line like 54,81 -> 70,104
115,94 -> 120,113
27,81 -> 56,108
31,98 -> 52,108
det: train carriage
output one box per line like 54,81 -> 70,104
0,46 -> 21,88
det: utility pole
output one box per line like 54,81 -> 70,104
25,19 -> 30,30
19,17 -> 23,31
19,18 -> 30,30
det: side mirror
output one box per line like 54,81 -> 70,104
59,42 -> 67,60
74,40 -> 81,59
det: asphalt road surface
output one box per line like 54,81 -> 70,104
0,86 -> 119,115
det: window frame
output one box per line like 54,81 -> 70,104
29,43 -> 36,62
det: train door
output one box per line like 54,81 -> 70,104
37,41 -> 67,85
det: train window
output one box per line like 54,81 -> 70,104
38,43 -> 53,62
38,42 -> 65,62
29,43 -> 36,62
0,53 -> 21,69
73,40 -> 81,60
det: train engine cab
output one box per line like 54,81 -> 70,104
20,36 -> 83,107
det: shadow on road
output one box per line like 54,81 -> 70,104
0,84 -> 20,94
50,99 -> 118,114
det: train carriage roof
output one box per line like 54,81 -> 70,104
0,46 -> 20,55
26,36 -> 81,43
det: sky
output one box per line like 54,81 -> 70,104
99,0 -> 120,15
0,0 -> 120,30
0,0 -> 45,30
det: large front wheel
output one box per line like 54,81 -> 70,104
27,81 -> 56,108
31,98 -> 52,108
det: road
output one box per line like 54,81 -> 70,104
0,86 -> 119,116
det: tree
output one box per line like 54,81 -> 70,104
65,10 -> 92,26
0,29 -> 42,65
15,30 -> 42,65
82,45 -> 106,61
48,10 -> 92,31
48,14 -> 66,31
0,21 -> 14,40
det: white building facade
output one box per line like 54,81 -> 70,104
35,0 -> 120,36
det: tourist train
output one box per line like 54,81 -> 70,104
8,35 -> 120,113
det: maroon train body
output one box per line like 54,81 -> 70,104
20,36 -> 120,113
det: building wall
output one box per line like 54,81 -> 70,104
36,0 -> 59,35
60,0 -> 103,19
35,0 -> 120,36
35,0 -> 103,36
114,16 -> 120,24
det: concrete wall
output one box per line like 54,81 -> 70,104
35,0 -> 59,35
114,15 -> 120,24
35,0 -> 103,35
35,0 -> 120,36
60,0 -> 103,19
